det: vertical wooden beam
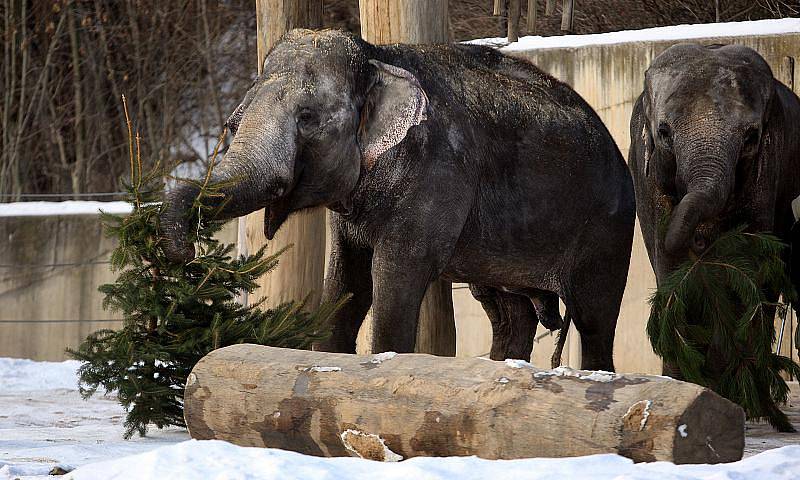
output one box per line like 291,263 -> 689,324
244,1 -> 326,310
560,0 -> 574,32
507,0 -> 520,42
545,0 -> 555,16
527,0 -> 537,33
357,0 -> 456,357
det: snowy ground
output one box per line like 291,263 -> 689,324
2,357 -> 800,480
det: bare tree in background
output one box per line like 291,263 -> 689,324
1,0 -> 795,201
0,0 -> 256,199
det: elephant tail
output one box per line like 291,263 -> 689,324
550,311 -> 572,369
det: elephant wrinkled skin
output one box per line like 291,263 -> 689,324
161,30 -> 636,371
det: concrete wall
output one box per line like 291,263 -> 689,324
0,215 -> 237,360
452,32 -> 800,373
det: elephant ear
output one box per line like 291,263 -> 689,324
359,60 -> 430,168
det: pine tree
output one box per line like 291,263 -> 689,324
69,98 -> 340,438
648,226 -> 800,432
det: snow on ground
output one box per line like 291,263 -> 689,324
0,201 -> 132,217
469,18 -> 800,51
0,358 -> 187,480
2,357 -> 800,480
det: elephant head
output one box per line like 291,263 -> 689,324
641,44 -> 777,255
160,30 -> 430,262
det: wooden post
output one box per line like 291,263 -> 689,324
357,0 -> 456,357
507,0 -> 520,42
185,345 -> 747,464
527,0 -> 537,33
243,1 -> 326,310
561,0 -> 574,32
493,0 -> 503,16
545,0 -> 555,16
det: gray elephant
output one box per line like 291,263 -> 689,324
629,44 -> 800,374
161,29 -> 635,371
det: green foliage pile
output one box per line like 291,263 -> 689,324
69,125 -> 338,438
648,226 -> 800,432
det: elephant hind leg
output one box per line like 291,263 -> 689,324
469,285 -> 538,361
562,262 -> 627,372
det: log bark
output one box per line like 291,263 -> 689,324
242,1 -> 326,309
184,345 -> 745,464
357,0 -> 456,356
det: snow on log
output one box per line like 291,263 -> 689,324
183,345 -> 745,464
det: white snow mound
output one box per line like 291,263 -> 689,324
0,357 -> 81,392
62,440 -> 800,480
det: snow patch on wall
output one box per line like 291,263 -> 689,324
0,201 -> 133,217
468,18 -> 800,52
678,424 -> 689,438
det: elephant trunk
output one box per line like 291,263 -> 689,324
664,137 -> 734,255
160,127 -> 296,263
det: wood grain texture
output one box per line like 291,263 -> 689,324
244,1 -> 325,310
357,0 -> 456,356
359,0 -> 449,44
184,344 -> 745,464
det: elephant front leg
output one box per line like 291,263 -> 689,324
314,223 -> 373,353
369,252 -> 438,354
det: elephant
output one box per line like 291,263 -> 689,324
629,44 -> 800,377
161,29 -> 636,371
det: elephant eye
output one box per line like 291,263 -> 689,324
657,123 -> 673,149
743,127 -> 760,149
297,108 -> 320,132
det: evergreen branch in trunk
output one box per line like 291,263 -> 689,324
648,225 -> 800,432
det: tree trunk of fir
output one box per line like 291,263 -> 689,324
185,345 -> 746,464
242,1 -> 326,309
357,0 -> 456,356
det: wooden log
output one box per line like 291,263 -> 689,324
357,0 -> 456,357
545,0 -> 555,16
243,1 -> 326,310
184,345 -> 745,464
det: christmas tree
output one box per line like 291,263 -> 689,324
648,226 -> 800,432
69,98 -> 339,438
